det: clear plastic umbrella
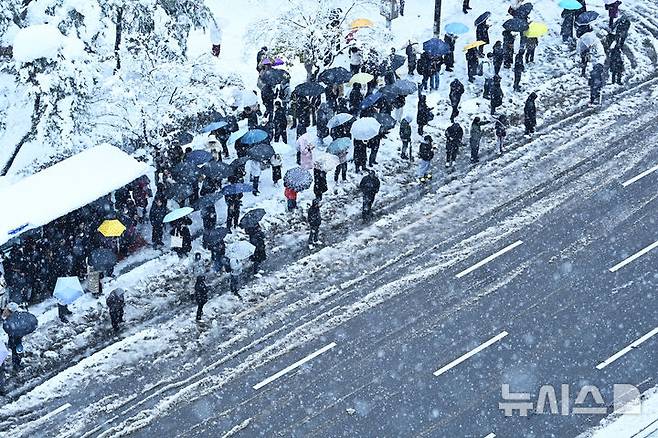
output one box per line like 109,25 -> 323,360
351,117 -> 381,141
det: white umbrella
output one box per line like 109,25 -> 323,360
327,113 -> 354,130
53,276 -> 84,305
226,241 -> 256,260
163,207 -> 194,224
235,89 -> 258,108
350,117 -> 381,141
314,152 -> 340,171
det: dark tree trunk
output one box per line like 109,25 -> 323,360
114,7 -> 123,74
1,94 -> 41,176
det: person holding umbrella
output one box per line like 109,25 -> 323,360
313,164 -> 328,200
349,83 -> 364,115
354,139 -> 368,173
476,13 -> 491,54
106,288 -> 125,332
359,170 -> 381,222
466,46 -> 481,83
444,34 -> 457,72
2,305 -> 38,372
170,217 -> 192,257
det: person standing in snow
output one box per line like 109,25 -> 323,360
194,276 -> 209,321
469,117 -> 486,163
444,34 -> 457,72
368,134 -> 382,167
417,51 -> 432,92
524,92 -> 538,135
313,165 -> 328,200
513,50 -> 525,91
463,0 -> 471,14
246,159 -> 261,196
225,178 -> 243,231
349,47 -> 363,75
609,46 -> 624,85
405,41 -> 417,75
245,225 -> 266,273
273,101 -> 288,144
209,18 -> 222,57
359,170 -> 381,222
307,198 -> 322,247
482,53 -> 495,99
495,115 -> 508,154
492,41 -> 504,75
416,94 -> 434,135
106,289 -> 125,332
502,30 -> 516,69
449,79 -> 465,123
349,83 -> 363,116
589,63 -> 605,105
270,153 -> 282,185
476,20 -> 491,54
227,257 -> 243,300
445,122 -> 464,168
256,46 -> 268,71
466,47 -> 481,83
525,37 -> 538,63
171,217 -> 192,257
561,9 -> 576,43
201,204 -> 217,231
285,186 -> 298,211
354,139 -> 368,172
417,135 -> 435,183
334,150 -> 348,182
400,115 -> 413,160
149,197 -> 167,247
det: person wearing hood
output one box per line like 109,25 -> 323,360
609,45 -> 624,85
466,47 -> 481,83
445,122 -> 464,168
449,79 -> 465,123
307,198 -> 322,247
476,20 -> 490,54
492,41 -> 504,75
417,135 -> 435,183
513,50 -> 526,92
469,117 -> 487,163
194,276 -> 209,321
359,170 -> 381,222
400,115 -> 413,160
491,75 -> 504,115
106,289 -> 125,332
524,92 -> 538,135
416,94 -> 434,135
405,41 -> 417,75
589,63 -> 606,105
502,30 -> 516,69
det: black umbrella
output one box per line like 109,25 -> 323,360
474,11 -> 491,26
576,11 -> 600,26
172,161 -> 201,184
248,143 -> 275,162
503,18 -> 530,32
203,227 -> 229,248
374,113 -> 397,131
391,79 -> 418,96
202,160 -> 232,180
106,288 -> 125,308
381,54 -> 406,73
89,248 -> 118,272
260,68 -> 291,86
175,132 -> 194,146
294,82 -> 325,97
516,3 -> 533,19
229,156 -> 249,170
195,192 -> 222,209
165,183 -> 194,201
379,85 -> 399,101
319,67 -> 352,85
3,311 -> 38,338
239,209 -> 267,229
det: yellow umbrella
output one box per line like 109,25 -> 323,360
525,22 -> 549,38
463,40 -> 486,51
349,72 -> 374,85
98,219 -> 126,237
350,18 -> 374,29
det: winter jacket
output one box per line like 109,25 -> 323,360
470,120 -> 485,146
446,123 -> 464,148
589,64 -> 605,90
417,98 -> 433,126
308,204 -> 322,227
524,93 -> 537,128
349,85 -> 363,112
273,107 -> 287,129
284,187 -> 298,200
610,47 -> 624,73
359,173 -> 381,197
194,278 -> 209,305
417,52 -> 431,77
399,119 -> 412,141
476,23 -> 490,44
149,200 -> 167,225
313,168 -> 328,196
449,80 -> 465,107
495,118 -> 508,137
491,78 -> 504,108
418,140 -> 434,161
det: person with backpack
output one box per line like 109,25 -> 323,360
445,122 -> 464,168
417,135 -> 435,183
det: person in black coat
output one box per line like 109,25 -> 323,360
466,47 -> 480,83
609,46 -> 624,85
444,34 -> 457,72
476,21 -> 490,54
463,0 -> 471,14
273,101 -> 288,143
106,289 -> 125,332
449,79 -> 465,123
417,51 -> 431,92
261,84 -> 275,119
307,198 -> 322,246
589,63 -> 605,105
492,41 -> 504,75
400,116 -> 413,159
349,83 -> 363,115
194,276 -> 209,321
368,134 -> 382,166
502,30 -> 515,69
491,75 -> 504,115
246,225 -> 266,272
524,92 -> 538,135
171,218 -> 192,257
405,42 -> 417,75
201,205 -> 217,231
149,197 -> 167,246
354,139 -> 368,172
417,94 -> 434,135
359,170 -> 380,221
445,122 -> 464,168
561,9 -> 575,43
513,50 -> 525,91
313,167 -> 328,200
225,176 -> 243,231
417,135 -> 435,182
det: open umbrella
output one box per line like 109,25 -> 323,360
175,132 -> 194,146
239,209 -> 267,229
195,192 -> 222,209
423,38 -> 451,57
374,113 -> 396,131
201,121 -> 228,133
241,129 -> 268,145
202,161 -> 232,180
350,18 -> 374,29
360,92 -> 383,110
445,22 -> 469,35
576,11 -> 599,26
387,54 -> 406,71
559,0 -> 582,10
172,161 -> 201,184
273,57 -> 285,66
284,167 -> 313,191
351,117 -> 381,141
295,82 -> 325,97
248,143 -> 275,161
463,40 -> 486,51
53,276 -> 84,305
221,183 -> 254,196
226,241 -> 256,260
260,68 -> 290,86
165,183 -> 194,201
236,89 -> 258,108
185,149 -> 213,166
2,311 -> 38,338
474,11 -> 491,26
229,127 -> 249,145
314,153 -> 340,171
350,72 -> 374,85
97,219 -> 126,238
319,67 -> 352,85
163,207 -> 194,224
516,3 -> 533,19
577,32 -> 599,53
0,341 -> 8,365
328,113 -> 354,130
203,227 -> 229,248
229,157 -> 250,171
503,18 -> 530,32
106,289 -> 125,308
89,248 -> 117,272
391,79 -> 418,96
525,22 -> 549,38
327,138 -> 352,155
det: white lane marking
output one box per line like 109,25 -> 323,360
40,403 -> 71,423
609,240 -> 658,273
596,326 -> 658,370
483,434 -> 496,438
622,164 -> 658,187
433,332 -> 509,377
253,342 -> 337,390
455,241 -> 523,278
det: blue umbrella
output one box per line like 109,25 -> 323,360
240,208 -> 267,229
175,132 -> 194,146
516,3 -> 533,19
248,143 -> 275,161
229,127 -> 249,144
423,38 -> 451,57
445,22 -> 469,35
360,92 -> 383,110
163,207 -> 194,224
241,129 -> 268,145
391,79 -> 418,96
474,12 -> 491,27
3,311 -> 38,337
221,183 -> 254,196
284,167 -> 313,192
201,121 -> 228,133
327,138 -> 352,155
203,227 -> 229,248
318,67 -> 352,85
576,11 -> 599,25
559,0 -> 581,10
185,149 -> 213,165
53,276 -> 84,305
202,160 -> 232,180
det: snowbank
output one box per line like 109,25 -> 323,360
0,145 -> 147,246
12,24 -> 64,63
